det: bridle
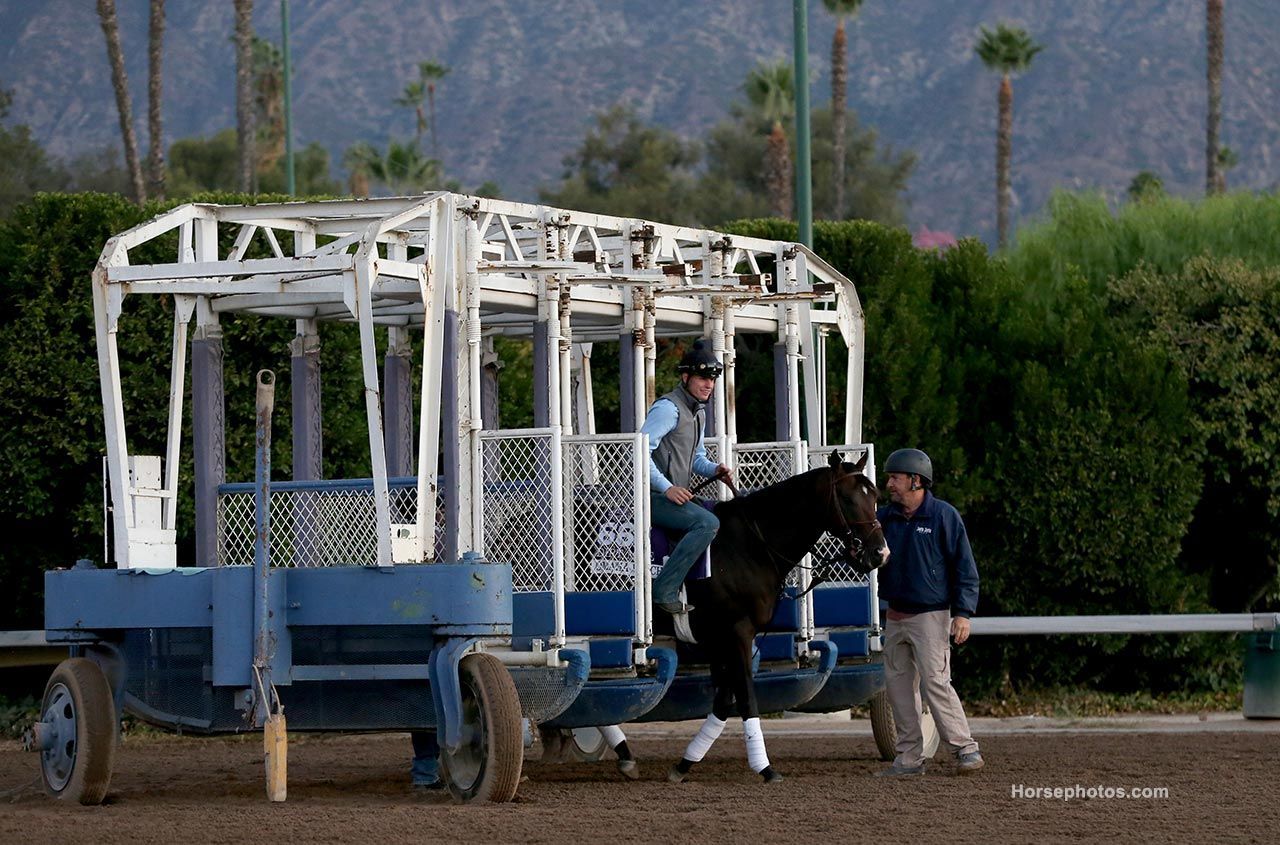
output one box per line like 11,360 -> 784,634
827,471 -> 882,567
701,467 -> 883,596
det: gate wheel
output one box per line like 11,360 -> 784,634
568,727 -> 609,762
38,658 -> 117,805
441,653 -> 523,803
869,689 -> 896,761
869,690 -> 940,762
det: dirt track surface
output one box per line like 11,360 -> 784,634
2,722 -> 1277,844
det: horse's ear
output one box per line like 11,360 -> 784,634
852,450 -> 869,473
827,450 -> 842,470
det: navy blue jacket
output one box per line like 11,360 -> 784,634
876,491 -> 979,618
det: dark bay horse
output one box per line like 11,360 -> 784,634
655,450 -> 889,783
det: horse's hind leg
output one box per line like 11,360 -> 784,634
728,625 -> 782,783
599,725 -> 640,780
668,656 -> 733,784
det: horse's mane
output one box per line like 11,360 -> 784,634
713,465 -> 830,519
714,462 -> 874,520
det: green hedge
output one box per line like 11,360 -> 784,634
1,191 -> 1272,696
0,192 -> 372,627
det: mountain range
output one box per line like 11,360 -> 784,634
1,0 -> 1276,243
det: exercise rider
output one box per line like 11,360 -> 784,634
641,340 -> 733,615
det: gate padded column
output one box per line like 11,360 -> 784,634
192,323 -> 225,568
290,321 -> 323,481
620,333 -> 636,432
383,326 -> 414,477
773,341 -> 792,441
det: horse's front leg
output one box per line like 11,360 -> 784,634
730,622 -> 783,783
599,725 -> 639,780
668,655 -> 734,783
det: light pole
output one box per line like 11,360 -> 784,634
281,0 -> 295,195
792,0 -> 813,248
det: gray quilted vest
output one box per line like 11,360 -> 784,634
651,386 -> 706,489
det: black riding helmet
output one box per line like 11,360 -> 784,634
884,448 -> 933,487
677,340 -> 724,378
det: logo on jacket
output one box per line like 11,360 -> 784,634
915,526 -> 933,535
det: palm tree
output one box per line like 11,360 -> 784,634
343,144 -> 373,198
147,0 -> 165,200
822,0 -> 864,219
745,61 -> 796,219
394,79 -> 427,147
251,37 -> 285,189
234,0 -> 255,193
1206,0 -> 1225,195
975,22 -> 1043,249
418,61 -> 450,161
344,141 -> 440,196
96,0 -> 145,203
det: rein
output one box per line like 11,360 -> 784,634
689,472 -> 738,498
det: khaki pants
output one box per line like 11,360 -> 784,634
883,609 -> 979,768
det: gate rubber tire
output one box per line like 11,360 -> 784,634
441,653 -> 523,803
921,706 -> 941,759
568,727 -> 609,763
869,689 -> 896,761
39,658 -> 117,805
869,691 -> 942,763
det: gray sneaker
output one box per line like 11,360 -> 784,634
956,751 -> 984,773
872,762 -> 925,778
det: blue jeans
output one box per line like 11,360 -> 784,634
410,730 -> 439,785
650,493 -> 719,604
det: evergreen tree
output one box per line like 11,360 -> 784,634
538,105 -> 701,223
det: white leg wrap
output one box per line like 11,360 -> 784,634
682,714 -> 727,763
743,717 -> 770,773
599,725 -> 627,748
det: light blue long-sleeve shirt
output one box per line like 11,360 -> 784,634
640,398 -> 720,493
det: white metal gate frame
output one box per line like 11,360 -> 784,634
478,429 -> 650,652
562,432 -> 652,648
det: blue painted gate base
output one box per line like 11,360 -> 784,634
636,641 -> 837,722
790,659 -> 885,713
541,647 -> 677,729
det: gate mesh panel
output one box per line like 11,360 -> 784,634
218,480 -> 444,567
480,432 -> 557,592
807,445 -> 874,586
563,436 -> 641,593
732,443 -> 807,587
688,441 -> 719,491
509,665 -> 582,723
122,628 -> 225,730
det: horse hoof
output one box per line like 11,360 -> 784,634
667,765 -> 687,784
617,759 -> 640,781
760,766 -> 784,784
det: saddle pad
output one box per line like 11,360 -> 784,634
650,514 -> 713,582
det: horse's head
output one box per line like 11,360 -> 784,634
826,450 -> 890,575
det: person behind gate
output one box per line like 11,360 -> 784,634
641,340 -> 733,615
874,447 -> 985,776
